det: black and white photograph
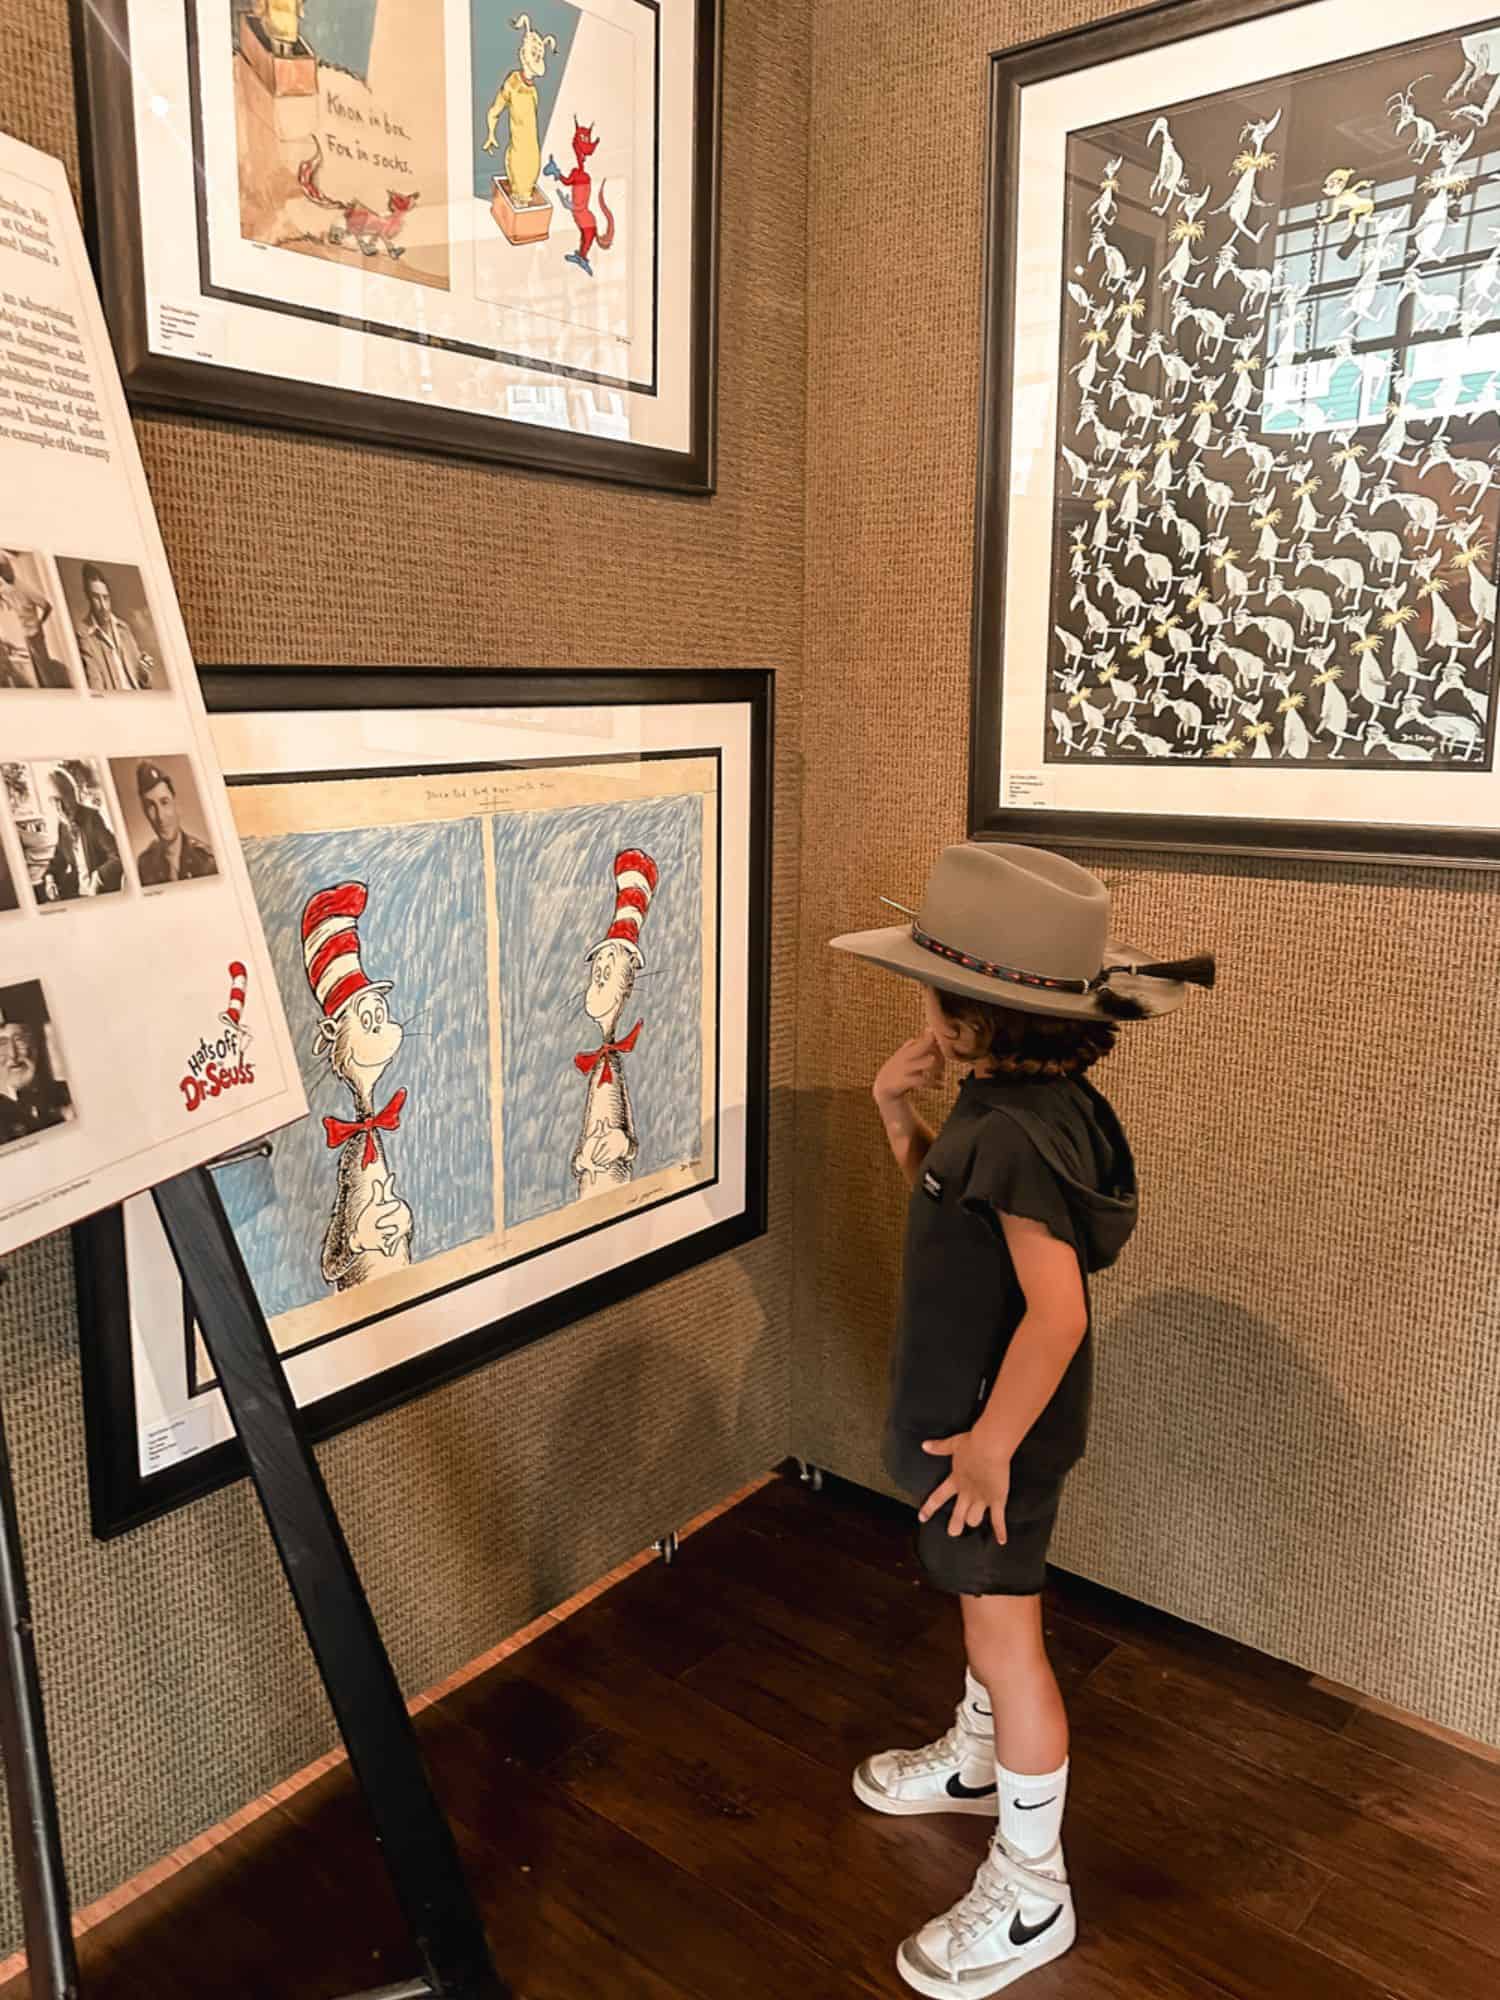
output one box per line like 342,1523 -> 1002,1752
0,980 -> 74,1154
0,834 -> 19,915
54,556 -> 168,695
109,754 -> 219,889
0,549 -> 73,690
973,3 -> 1500,862
2,758 -> 127,905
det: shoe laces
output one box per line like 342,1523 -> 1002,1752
944,1837 -> 1062,1956
946,1850 -> 1019,1950
890,1719 -> 965,1778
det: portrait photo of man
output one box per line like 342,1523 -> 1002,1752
111,756 -> 219,888
0,551 -> 71,691
2,759 -> 126,905
56,557 -> 166,695
0,982 -> 74,1153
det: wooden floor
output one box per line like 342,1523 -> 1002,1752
13,1469 -> 1500,2000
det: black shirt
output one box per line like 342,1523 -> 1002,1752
883,1070 -> 1138,1499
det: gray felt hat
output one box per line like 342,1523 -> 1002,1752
829,843 -> 1214,1022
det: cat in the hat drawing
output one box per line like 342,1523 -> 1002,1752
573,848 -> 657,1198
301,881 -> 413,1289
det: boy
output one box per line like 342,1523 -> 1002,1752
831,840 -> 1212,1994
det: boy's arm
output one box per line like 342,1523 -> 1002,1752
872,1031 -> 943,1189
973,1213 -> 1088,1454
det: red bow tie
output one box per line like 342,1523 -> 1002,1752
324,1087 -> 407,1168
575,1020 -> 642,1087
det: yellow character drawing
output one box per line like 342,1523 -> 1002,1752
258,0 -> 304,56
482,13 -> 557,209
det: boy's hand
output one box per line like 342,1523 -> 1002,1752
918,1429 -> 1012,1542
873,1031 -> 942,1109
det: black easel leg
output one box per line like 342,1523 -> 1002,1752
152,1168 -> 508,2000
0,1365 -> 80,1999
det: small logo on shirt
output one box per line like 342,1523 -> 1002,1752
922,1169 -> 944,1202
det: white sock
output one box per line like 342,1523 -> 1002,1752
962,1666 -> 994,1732
997,1756 -> 1068,1862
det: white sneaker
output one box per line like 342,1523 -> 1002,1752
852,1670 -> 998,1817
897,1833 -> 1076,1996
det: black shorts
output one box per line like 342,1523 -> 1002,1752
914,1474 -> 1065,1597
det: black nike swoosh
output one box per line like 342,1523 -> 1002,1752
1010,1905 -> 1063,1947
1014,1796 -> 1057,1811
945,1774 -> 998,1799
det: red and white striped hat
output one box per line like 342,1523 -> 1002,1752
587,848 -> 658,965
301,882 -> 391,1021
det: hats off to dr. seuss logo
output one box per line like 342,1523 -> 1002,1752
301,882 -> 392,1021
587,849 -> 658,964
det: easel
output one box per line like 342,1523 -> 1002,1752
0,1166 -> 510,1999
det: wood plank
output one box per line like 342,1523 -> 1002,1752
1071,1681 -> 1500,1957
285,1741 -> 697,2000
49,1798 -> 405,2000
1047,1569 -> 1359,1735
1301,1871 -> 1500,2000
1060,1816 -> 1398,2000
1341,1707 -> 1500,1809
420,1717 -> 884,1999
1067,1696 -> 1327,1932
741,1468 -> 926,1574
1090,1645 -> 1500,1876
553,1716 -> 994,1993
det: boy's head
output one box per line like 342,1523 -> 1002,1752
921,981 -> 1117,1080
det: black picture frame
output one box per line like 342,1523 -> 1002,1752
76,666 -> 772,1537
69,0 -> 723,495
968,0 -> 1500,868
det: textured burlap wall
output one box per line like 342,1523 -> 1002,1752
794,0 -> 1500,1746
0,0 -> 805,1945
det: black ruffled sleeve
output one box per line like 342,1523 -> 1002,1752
956,1109 -> 1080,1254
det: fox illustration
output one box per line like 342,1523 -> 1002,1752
543,120 -> 615,275
296,139 -> 419,259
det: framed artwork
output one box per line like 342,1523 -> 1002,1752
71,1 -> 722,493
77,667 -> 771,1535
971,0 -> 1500,864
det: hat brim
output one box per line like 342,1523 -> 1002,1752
828,923 -> 1190,1021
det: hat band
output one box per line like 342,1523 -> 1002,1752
910,923 -> 1103,995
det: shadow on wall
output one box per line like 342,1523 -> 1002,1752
1061,1287 -> 1428,1701
788,1083 -> 937,1489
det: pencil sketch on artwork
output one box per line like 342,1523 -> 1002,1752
202,767 -> 712,1373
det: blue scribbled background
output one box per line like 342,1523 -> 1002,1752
496,796 -> 704,1228
216,817 -> 493,1319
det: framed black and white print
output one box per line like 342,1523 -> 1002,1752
77,667 -> 771,1536
971,0 -> 1500,864
71,1 -> 722,493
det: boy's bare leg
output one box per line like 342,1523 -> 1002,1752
960,1593 -> 1068,1776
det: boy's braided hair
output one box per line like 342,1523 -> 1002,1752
935,993 -> 1117,1081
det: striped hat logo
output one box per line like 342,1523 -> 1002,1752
301,882 -> 388,1022
590,849 -> 658,963
223,961 -> 248,1025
